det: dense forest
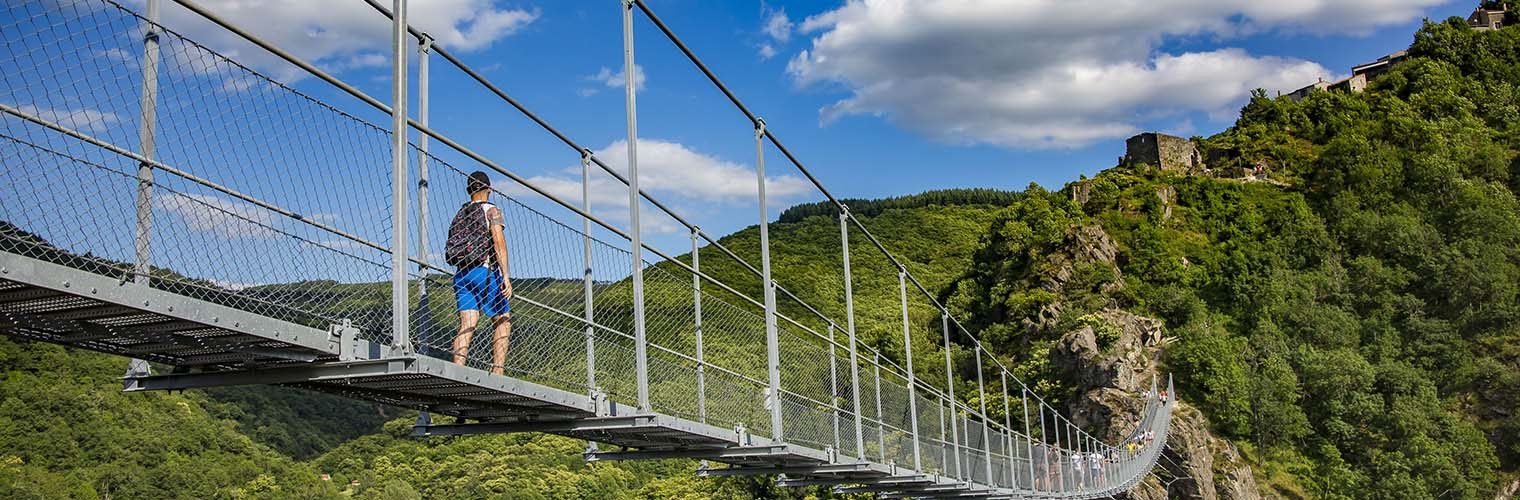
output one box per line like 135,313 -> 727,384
3,6 -> 1519,499
939,14 -> 1520,498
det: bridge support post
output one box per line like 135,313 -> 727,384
1022,388 -> 1035,491
410,34 -> 428,419
1052,406 -> 1065,492
1072,419 -> 1080,491
415,32 -> 433,356
1000,370 -> 1013,488
388,0 -> 411,354
873,352 -> 885,462
936,394 -> 946,475
828,322 -> 840,454
620,0 -> 650,412
583,150 -> 598,398
753,116 -> 783,442
961,403 -> 972,480
1038,399 -> 1049,493
976,345 -> 992,484
942,312 -> 961,480
124,0 -> 162,386
691,227 -> 705,423
840,210 -> 864,460
897,270 -> 921,471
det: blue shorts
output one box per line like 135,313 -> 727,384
454,266 -> 510,317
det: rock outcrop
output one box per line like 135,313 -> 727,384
1052,308 -> 1260,500
1019,224 -> 1123,335
1498,478 -> 1519,500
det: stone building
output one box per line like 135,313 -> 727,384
1284,49 -> 1406,101
1284,78 -> 1332,101
1469,7 -> 1508,30
1122,132 -> 1202,173
1351,50 -> 1409,80
1330,73 -> 1369,93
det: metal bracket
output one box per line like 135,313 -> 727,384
121,358 -> 152,391
754,117 -> 766,137
334,319 -> 367,361
418,33 -> 434,53
590,388 -> 608,416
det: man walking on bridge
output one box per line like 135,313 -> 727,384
445,171 -> 514,375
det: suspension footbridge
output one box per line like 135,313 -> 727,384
0,0 -> 1175,497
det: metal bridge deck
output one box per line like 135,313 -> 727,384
0,251 -> 1018,498
0,252 -> 337,369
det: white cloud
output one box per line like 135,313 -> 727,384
763,9 -> 793,43
759,43 -> 778,60
788,0 -> 1444,148
500,138 -> 811,233
14,104 -> 120,133
154,192 -> 276,239
143,0 -> 537,82
757,7 -> 793,59
581,64 -> 646,96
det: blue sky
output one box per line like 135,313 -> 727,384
316,1 -> 1473,225
2,0 -> 1489,279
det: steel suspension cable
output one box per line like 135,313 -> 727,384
626,0 -> 1131,453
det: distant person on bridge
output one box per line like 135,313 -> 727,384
445,171 -> 514,375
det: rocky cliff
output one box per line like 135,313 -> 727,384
1018,220 -> 1261,499
1053,308 -> 1260,500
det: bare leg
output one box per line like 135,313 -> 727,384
490,313 -> 512,376
454,309 -> 480,365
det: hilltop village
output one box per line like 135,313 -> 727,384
1107,5 -> 1512,186
1284,5 -> 1508,100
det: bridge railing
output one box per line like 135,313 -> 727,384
2,0 -> 402,354
0,0 -> 1175,495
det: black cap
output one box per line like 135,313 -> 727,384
466,171 -> 490,195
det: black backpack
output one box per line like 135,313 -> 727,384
444,201 -> 494,269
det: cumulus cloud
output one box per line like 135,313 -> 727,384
142,0 -> 537,82
757,7 -> 793,59
788,0 -> 1444,148
502,138 -> 811,233
759,43 -> 778,60
763,9 -> 793,43
580,64 -> 646,96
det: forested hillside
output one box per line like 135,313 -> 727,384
944,14 -> 1520,499
3,8 -> 1518,500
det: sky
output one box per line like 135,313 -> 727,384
1,0 -> 1490,282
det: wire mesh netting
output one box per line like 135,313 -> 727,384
3,0 -> 397,345
0,0 -> 1179,495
